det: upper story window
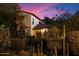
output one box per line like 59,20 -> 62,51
32,18 -> 34,25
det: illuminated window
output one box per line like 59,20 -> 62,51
32,18 -> 34,25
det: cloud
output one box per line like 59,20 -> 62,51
19,3 -> 65,19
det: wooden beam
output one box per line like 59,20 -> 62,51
63,25 -> 66,56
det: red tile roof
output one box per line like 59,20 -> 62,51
20,10 -> 42,22
33,24 -> 48,30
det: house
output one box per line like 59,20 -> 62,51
16,10 -> 61,39
33,24 -> 48,38
16,10 -> 47,38
9,10 -> 48,51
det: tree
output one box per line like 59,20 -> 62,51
0,4 -> 25,51
0,3 -> 24,37
42,17 -> 53,24
0,4 -> 21,27
70,11 -> 79,30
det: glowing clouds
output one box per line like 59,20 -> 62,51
20,3 -> 66,19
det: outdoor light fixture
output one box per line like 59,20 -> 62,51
41,28 -> 48,33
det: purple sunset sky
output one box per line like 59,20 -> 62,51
19,3 -> 79,19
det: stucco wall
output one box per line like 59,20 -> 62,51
31,15 -> 40,29
21,12 -> 41,36
31,15 -> 41,36
21,12 -> 31,35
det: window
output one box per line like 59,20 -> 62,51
32,18 -> 34,25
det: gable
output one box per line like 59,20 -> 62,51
20,10 -> 43,22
